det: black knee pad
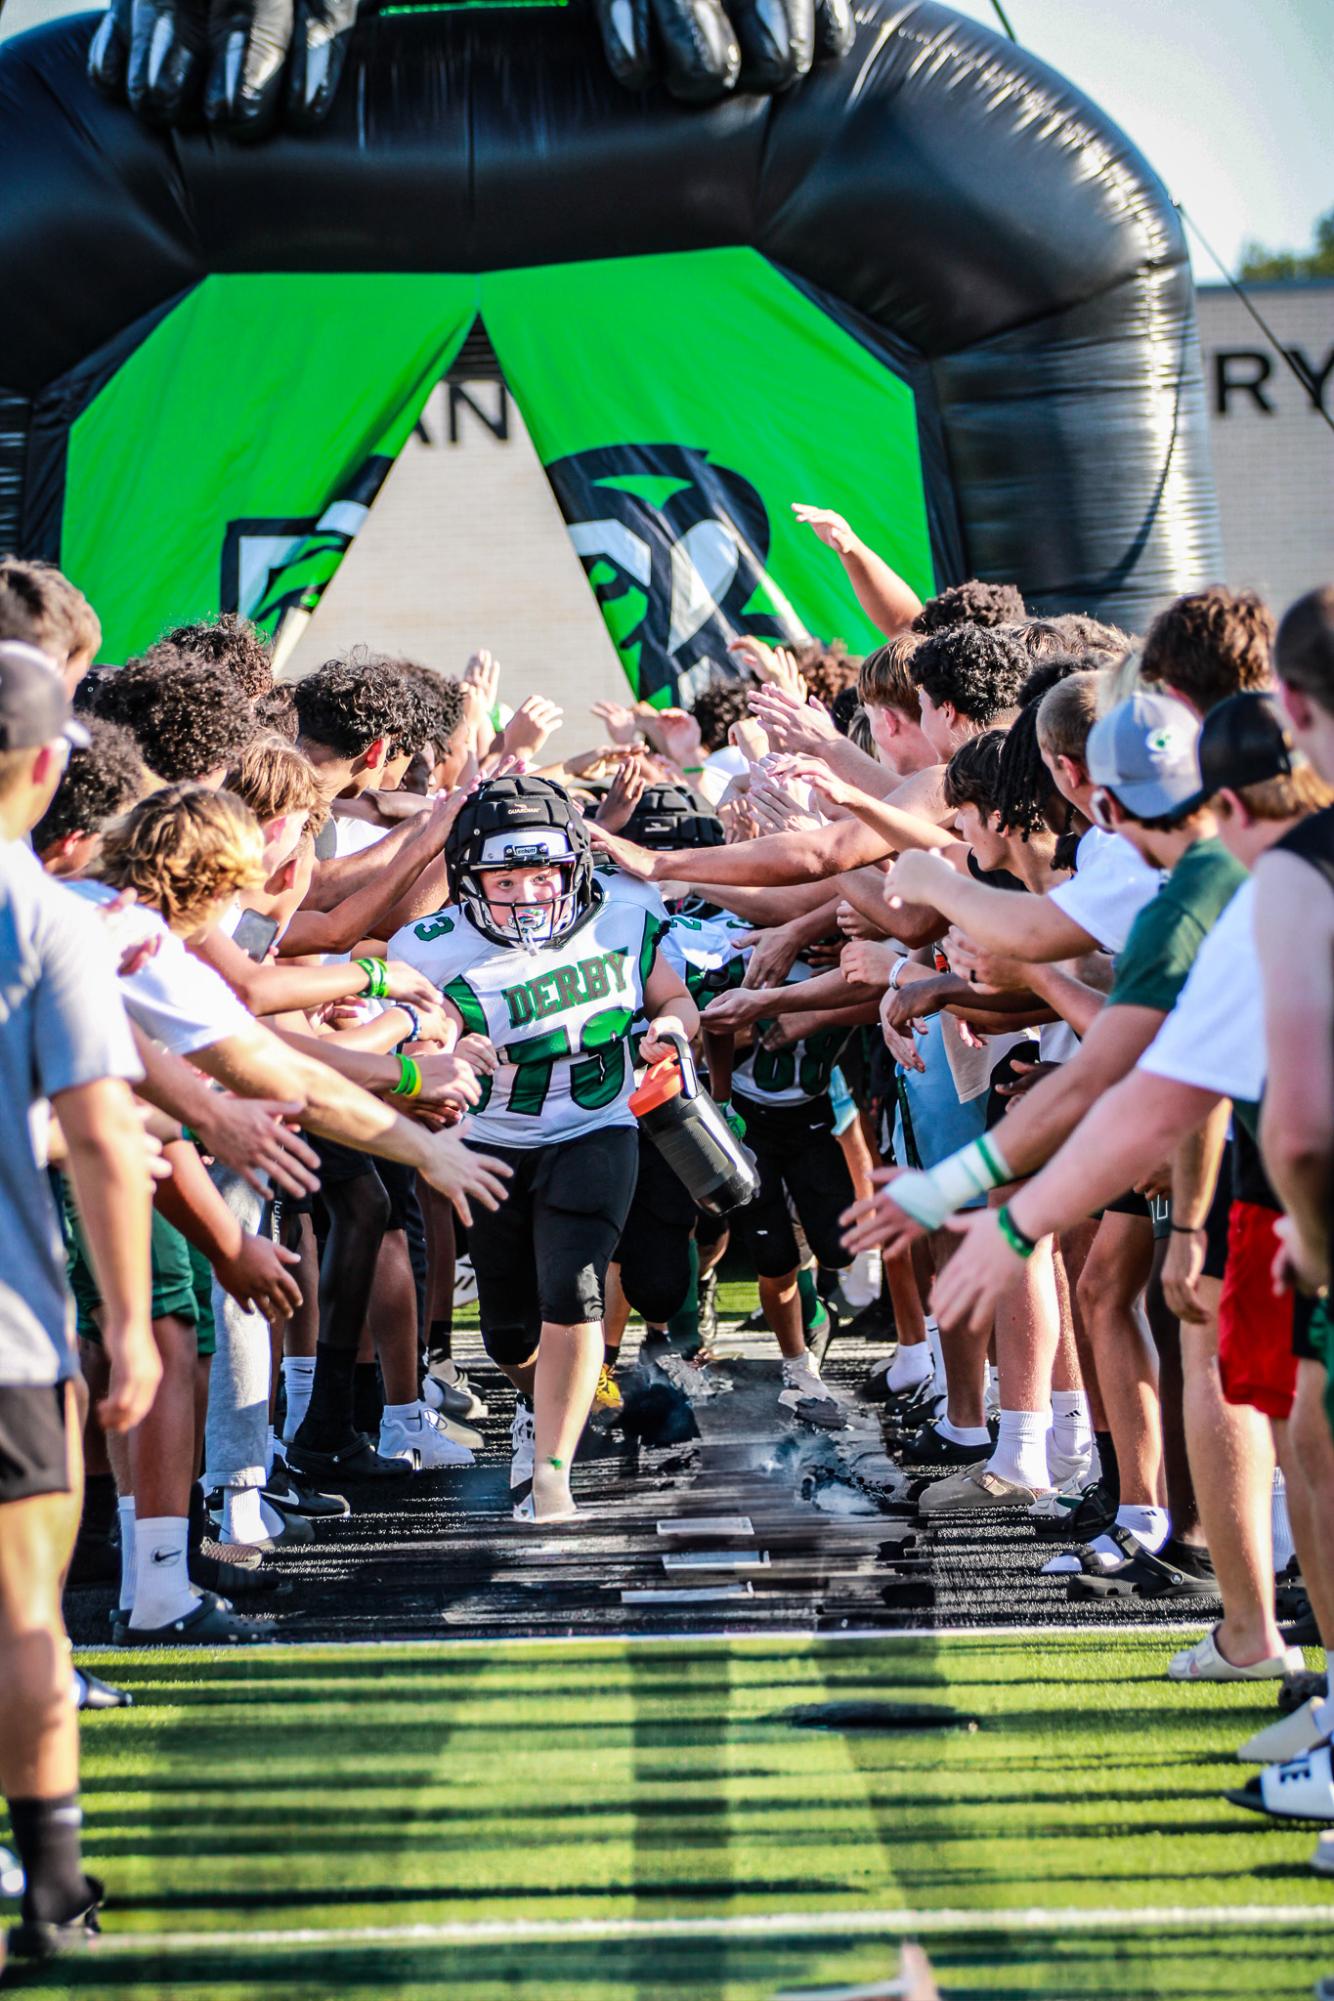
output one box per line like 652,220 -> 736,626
619,1236 -> 693,1326
480,1318 -> 541,1368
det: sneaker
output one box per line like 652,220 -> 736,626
72,1667 -> 133,1710
379,1403 -> 474,1471
510,1398 -> 536,1508
263,1464 -> 351,1521
0,1846 -> 21,1898
425,1353 -> 488,1421
1026,1476 -> 1086,1522
593,1364 -> 622,1413
778,1353 -> 825,1410
1167,1625 -> 1305,1683
6,1875 -> 103,1962
415,1385 -> 484,1451
697,1266 -> 719,1348
918,1466 -> 1044,1515
452,1257 -> 479,1310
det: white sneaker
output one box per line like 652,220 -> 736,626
424,1354 -> 488,1420
452,1257 -> 479,1310
779,1353 -> 825,1410
421,1378 -> 484,1446
378,1403 -> 474,1471
510,1398 -> 536,1506
836,1250 -> 882,1312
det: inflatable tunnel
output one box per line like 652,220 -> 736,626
0,1 -> 1221,702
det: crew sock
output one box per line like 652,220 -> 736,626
221,1487 -> 284,1546
885,1341 -> 933,1394
989,1408 -> 1052,1490
8,1795 -> 94,1926
352,1360 -> 383,1437
1272,1467 -> 1295,1574
129,1516 -> 197,1628
280,1356 -> 316,1443
1048,1389 -> 1094,1482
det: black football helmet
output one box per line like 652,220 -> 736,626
623,782 -> 725,851
445,775 -> 596,950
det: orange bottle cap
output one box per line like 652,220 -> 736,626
630,1056 -> 683,1117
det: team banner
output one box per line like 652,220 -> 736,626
56,253 -> 935,695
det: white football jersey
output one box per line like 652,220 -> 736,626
389,879 -> 666,1148
732,959 -> 851,1110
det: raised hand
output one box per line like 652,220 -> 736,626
641,705 -> 703,771
595,751 -> 651,833
499,693 -> 563,762
791,501 -> 859,556
590,699 -> 643,747
747,684 -> 838,757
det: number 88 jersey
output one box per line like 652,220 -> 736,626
388,882 -> 666,1149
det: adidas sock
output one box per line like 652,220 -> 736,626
935,1416 -> 991,1448
886,1341 -> 933,1394
1046,1504 -> 1170,1575
8,1795 -> 93,1926
221,1487 -> 284,1545
129,1516 -> 197,1629
1093,1428 -> 1120,1507
1047,1390 -> 1094,1483
280,1356 -> 316,1443
295,1341 -> 358,1451
1272,1467 -> 1295,1574
116,1499 -> 136,1612
989,1409 -> 1052,1490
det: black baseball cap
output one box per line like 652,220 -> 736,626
0,641 -> 90,753
1189,691 -> 1298,804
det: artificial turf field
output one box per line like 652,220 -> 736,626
11,1631 -> 1332,2000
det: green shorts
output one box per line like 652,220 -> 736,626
1308,1296 -> 1334,1440
65,1194 -> 216,1359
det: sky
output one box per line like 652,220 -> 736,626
1,0 -> 1328,275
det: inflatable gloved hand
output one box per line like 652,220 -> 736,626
592,0 -> 854,101
89,0 -> 854,134
89,0 -> 368,136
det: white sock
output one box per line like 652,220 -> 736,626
886,1342 -> 933,1394
1045,1504 -> 1170,1575
281,1356 -> 316,1443
1272,1467 -> 1295,1574
381,1400 -> 422,1427
117,1499 -> 136,1612
989,1408 -> 1051,1491
984,1363 -> 1001,1416
265,1426 -> 278,1480
1050,1389 -> 1093,1460
925,1318 -> 944,1381
936,1416 -> 991,1448
129,1516 -> 197,1629
221,1487 -> 284,1546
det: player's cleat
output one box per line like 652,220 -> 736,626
425,1353 -> 488,1420
593,1363 -> 622,1412
6,1875 -> 103,1963
778,1353 -> 825,1410
378,1403 -> 475,1471
510,1398 -> 536,1510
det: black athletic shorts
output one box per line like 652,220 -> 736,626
616,1131 -> 698,1327
464,1126 -> 640,1362
732,1095 -> 854,1279
302,1136 -> 417,1232
0,1382 -> 70,1504
1202,1145 -> 1234,1281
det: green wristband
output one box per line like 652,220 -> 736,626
996,1204 -> 1037,1260
391,1054 -> 422,1101
355,956 -> 388,1000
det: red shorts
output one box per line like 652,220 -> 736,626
1218,1201 -> 1297,1421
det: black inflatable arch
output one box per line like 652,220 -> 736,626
0,0 -> 1221,681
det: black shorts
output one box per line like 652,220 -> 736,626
1202,1150 -> 1234,1281
616,1132 -> 698,1326
465,1126 -> 640,1362
306,1137 -> 417,1232
732,1096 -> 854,1279
0,1383 -> 70,1504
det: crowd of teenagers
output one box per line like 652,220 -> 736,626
1,527 -> 1333,1958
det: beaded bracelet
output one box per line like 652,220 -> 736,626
395,1003 -> 422,1050
391,1054 -> 423,1101
355,956 -> 388,1000
996,1203 -> 1037,1260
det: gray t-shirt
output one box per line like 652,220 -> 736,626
0,843 -> 142,1386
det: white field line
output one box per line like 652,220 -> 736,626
80,1623 -> 1217,1656
91,1905 -> 1334,1956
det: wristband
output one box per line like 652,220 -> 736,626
391,1054 -> 422,1101
395,1003 -> 422,1050
682,765 -> 704,774
889,1135 -> 1014,1229
355,956 -> 388,1000
996,1203 -> 1038,1259
888,955 -> 909,991
180,1126 -> 198,1145
1169,1221 -> 1204,1235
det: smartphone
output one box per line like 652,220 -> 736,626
232,908 -> 279,963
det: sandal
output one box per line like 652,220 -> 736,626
120,1591 -> 274,1646
1071,1533 -> 1219,1601
1226,1741 -> 1334,1821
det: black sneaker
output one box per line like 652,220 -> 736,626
899,1423 -> 992,1469
7,1875 -> 104,1961
1031,1478 -> 1117,1542
264,1461 -> 351,1520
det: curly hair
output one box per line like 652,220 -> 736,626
691,677 -> 752,753
0,558 -> 101,662
31,716 -> 148,852
1275,587 -> 1334,716
992,656 -> 1086,839
253,683 -> 299,741
97,783 -> 266,932
294,650 -> 416,760
795,638 -> 860,709
1139,587 -> 1274,713
147,614 -> 273,702
910,623 -> 1031,724
943,729 -> 1008,815
912,579 -> 1025,634
92,645 -> 257,781
381,659 -> 467,760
